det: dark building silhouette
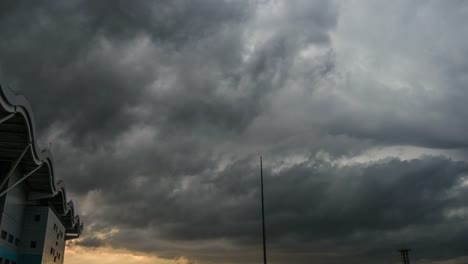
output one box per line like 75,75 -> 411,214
0,84 -> 83,263
399,248 -> 411,264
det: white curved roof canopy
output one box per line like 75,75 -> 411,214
0,84 -> 83,239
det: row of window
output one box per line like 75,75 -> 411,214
0,258 -> 16,264
0,231 -> 19,247
50,247 -> 61,260
53,223 -> 64,240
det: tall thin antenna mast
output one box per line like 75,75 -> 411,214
260,156 -> 267,264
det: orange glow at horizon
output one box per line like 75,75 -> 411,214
64,245 -> 189,264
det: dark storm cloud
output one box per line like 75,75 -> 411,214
1,0 -> 468,264
0,0 -> 251,141
78,156 -> 468,264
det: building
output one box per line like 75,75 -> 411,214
0,84 -> 83,264
399,248 -> 411,264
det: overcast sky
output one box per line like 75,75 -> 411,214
1,1 -> 468,264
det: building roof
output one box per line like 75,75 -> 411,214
0,84 -> 83,239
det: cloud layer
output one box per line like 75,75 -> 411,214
1,1 -> 468,263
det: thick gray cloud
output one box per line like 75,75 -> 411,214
1,1 -> 468,264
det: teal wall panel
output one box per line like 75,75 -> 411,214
0,245 -> 17,261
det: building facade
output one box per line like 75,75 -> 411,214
0,85 -> 83,264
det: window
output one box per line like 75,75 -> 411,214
34,214 -> 40,222
7,234 -> 13,243
56,241 -> 58,246
1,230 -> 6,239
30,241 -> 36,248
14,238 -> 20,247
50,247 -> 53,254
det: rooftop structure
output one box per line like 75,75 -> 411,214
0,84 -> 83,264
399,248 -> 411,264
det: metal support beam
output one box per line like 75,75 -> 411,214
0,163 -> 43,198
0,143 -> 30,190
0,113 -> 15,125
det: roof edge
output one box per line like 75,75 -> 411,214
0,83 -> 83,238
